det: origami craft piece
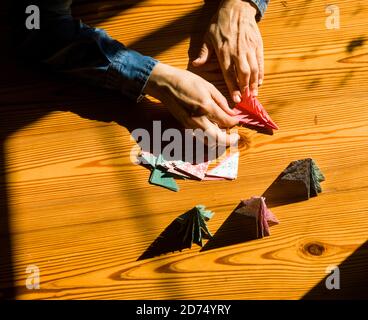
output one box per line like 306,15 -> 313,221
174,161 -> 210,180
179,205 -> 214,247
149,155 -> 179,192
137,149 -> 239,191
233,88 -> 279,130
235,196 -> 279,238
138,205 -> 214,260
137,151 -> 157,168
158,159 -> 191,179
156,158 -> 180,170
206,152 -> 239,180
263,158 -> 325,204
166,167 -> 191,179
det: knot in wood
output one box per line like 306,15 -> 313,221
304,242 -> 325,256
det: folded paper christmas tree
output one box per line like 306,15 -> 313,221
138,205 -> 214,260
179,205 -> 214,247
263,158 -> 325,204
235,196 -> 279,238
234,88 -> 279,130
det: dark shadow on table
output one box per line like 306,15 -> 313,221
303,240 -> 368,299
0,0 -> 222,299
261,169 -> 307,208
137,210 -> 196,261
200,202 -> 259,252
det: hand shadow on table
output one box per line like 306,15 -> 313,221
62,88 -> 226,163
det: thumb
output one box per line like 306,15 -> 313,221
192,42 -> 212,67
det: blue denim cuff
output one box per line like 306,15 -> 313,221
247,0 -> 269,21
106,48 -> 158,102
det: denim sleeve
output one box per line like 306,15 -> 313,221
246,0 -> 270,21
19,2 -> 158,102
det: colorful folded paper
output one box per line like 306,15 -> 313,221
263,158 -> 325,204
206,152 -> 239,180
235,196 -> 279,238
135,157 -> 327,260
234,88 -> 279,130
138,205 -> 214,260
137,150 -> 239,192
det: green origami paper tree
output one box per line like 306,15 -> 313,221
138,205 -> 214,260
178,205 -> 213,247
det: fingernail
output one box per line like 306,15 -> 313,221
258,79 -> 263,86
234,94 -> 241,104
253,88 -> 258,96
230,133 -> 240,145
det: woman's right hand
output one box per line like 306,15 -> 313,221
144,62 -> 239,146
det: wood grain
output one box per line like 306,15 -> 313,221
0,0 -> 367,299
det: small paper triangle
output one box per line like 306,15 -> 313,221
206,152 -> 239,180
174,161 -> 210,180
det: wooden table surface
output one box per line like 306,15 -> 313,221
0,0 -> 367,300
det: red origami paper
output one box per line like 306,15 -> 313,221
233,88 -> 279,130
